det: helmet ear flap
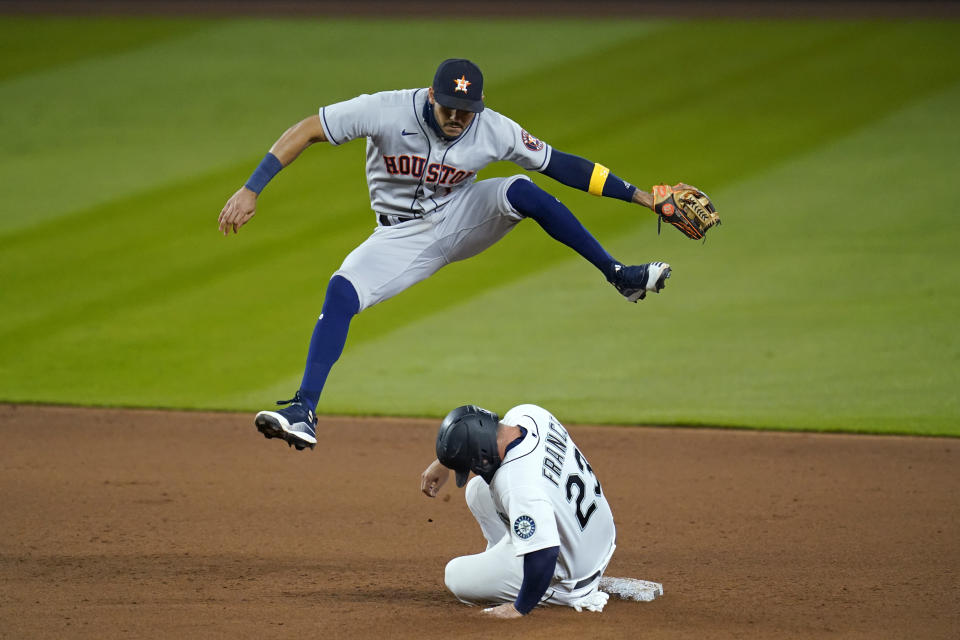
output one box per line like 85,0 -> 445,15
470,414 -> 501,484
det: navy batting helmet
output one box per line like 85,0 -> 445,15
435,405 -> 501,487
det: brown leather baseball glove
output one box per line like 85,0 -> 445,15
652,183 -> 721,240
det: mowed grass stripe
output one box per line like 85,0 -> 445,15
0,15 -> 211,81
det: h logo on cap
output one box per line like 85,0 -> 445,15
433,59 -> 485,113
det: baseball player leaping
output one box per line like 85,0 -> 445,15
218,59 -> 691,451
421,404 -> 617,618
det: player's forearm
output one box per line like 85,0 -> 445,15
244,116 -> 328,195
514,546 -> 560,615
540,150 -> 637,203
631,187 -> 654,209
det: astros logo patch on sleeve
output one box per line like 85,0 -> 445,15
521,130 -> 544,152
513,515 -> 536,539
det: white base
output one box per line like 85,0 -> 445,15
599,577 -> 664,602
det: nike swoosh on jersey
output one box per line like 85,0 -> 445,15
401,129 -> 419,136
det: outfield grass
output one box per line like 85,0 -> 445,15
0,17 -> 957,435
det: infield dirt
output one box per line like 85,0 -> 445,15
1,404 -> 957,639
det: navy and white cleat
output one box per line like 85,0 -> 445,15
608,261 -> 671,303
254,391 -> 318,451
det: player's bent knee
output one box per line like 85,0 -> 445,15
505,177 -> 538,207
444,557 -> 476,603
323,274 -> 360,317
505,178 -> 554,223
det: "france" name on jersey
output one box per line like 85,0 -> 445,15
541,419 -> 569,488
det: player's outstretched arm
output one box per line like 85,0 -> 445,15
540,150 -> 689,214
217,115 -> 328,236
539,151 -> 720,238
540,149 -> 641,206
420,459 -> 450,498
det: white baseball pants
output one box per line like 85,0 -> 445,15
444,477 -> 611,610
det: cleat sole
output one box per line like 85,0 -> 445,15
254,414 -> 316,451
255,414 -> 285,440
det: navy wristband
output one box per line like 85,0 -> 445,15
244,152 -> 283,194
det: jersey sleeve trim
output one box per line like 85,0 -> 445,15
532,144 -> 552,172
319,106 -> 341,146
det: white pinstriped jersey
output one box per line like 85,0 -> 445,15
318,89 -> 552,217
490,404 -> 616,585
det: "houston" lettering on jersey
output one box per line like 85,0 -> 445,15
382,154 -> 476,186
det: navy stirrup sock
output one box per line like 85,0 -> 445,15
299,275 -> 360,410
506,179 -> 616,276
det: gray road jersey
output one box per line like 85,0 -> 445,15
319,88 -> 553,217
